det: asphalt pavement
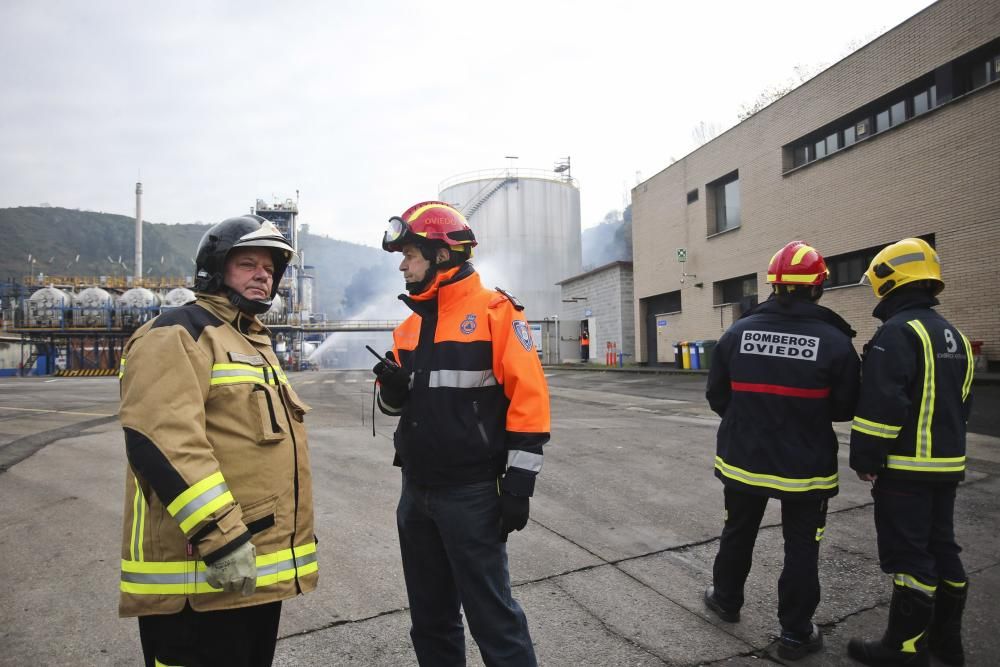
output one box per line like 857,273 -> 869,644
0,370 -> 998,666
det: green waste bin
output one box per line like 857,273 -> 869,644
699,339 -> 718,369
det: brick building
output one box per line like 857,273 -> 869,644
631,0 -> 1000,367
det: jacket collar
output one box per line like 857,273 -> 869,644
743,294 -> 856,338
196,292 -> 272,343
400,262 -> 478,314
872,287 -> 939,322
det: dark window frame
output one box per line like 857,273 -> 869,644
783,38 -> 999,174
824,233 -> 936,288
714,273 -> 757,306
707,171 -> 741,236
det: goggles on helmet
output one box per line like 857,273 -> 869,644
383,216 -> 425,252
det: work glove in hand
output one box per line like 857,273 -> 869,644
205,541 -> 257,596
499,493 -> 530,542
373,351 -> 410,406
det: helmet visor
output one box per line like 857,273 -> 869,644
382,216 -> 410,250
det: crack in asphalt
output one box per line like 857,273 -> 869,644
0,415 -> 119,473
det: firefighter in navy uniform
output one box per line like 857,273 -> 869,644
704,241 -> 860,661
118,216 -> 318,667
372,201 -> 550,667
848,238 -> 974,667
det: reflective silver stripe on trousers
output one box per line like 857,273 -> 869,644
428,369 -> 497,388
507,450 -> 544,473
172,482 -> 229,525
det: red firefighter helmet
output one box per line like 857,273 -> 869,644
766,241 -> 829,286
382,201 -> 477,253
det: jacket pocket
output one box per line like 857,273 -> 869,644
241,495 -> 278,536
472,400 -> 490,447
279,383 -> 311,423
251,385 -> 287,445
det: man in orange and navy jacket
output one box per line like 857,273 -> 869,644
373,201 -> 549,667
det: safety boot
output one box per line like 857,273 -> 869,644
847,584 -> 933,666
929,580 -> 967,666
703,585 -> 740,623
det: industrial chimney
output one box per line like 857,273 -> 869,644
135,182 -> 143,282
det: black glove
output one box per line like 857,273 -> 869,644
499,493 -> 530,542
373,351 -> 410,407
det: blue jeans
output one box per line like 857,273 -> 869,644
397,474 -> 537,667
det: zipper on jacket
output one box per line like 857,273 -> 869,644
271,363 -> 303,593
472,400 -> 490,447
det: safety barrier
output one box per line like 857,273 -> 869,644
55,368 -> 118,377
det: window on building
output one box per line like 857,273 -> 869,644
784,39 -> 999,174
855,117 -> 871,141
875,109 -> 891,133
826,132 -> 839,153
824,233 -> 936,288
814,138 -> 827,159
793,144 -> 810,167
687,189 -> 699,204
708,171 -> 740,235
843,124 -> 856,147
715,273 -> 757,305
890,100 -> 907,126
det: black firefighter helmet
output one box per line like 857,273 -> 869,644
193,215 -> 295,314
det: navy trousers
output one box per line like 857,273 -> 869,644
397,474 -> 537,667
712,486 -> 828,636
872,477 -> 965,585
138,601 -> 281,667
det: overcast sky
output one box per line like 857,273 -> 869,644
0,0 -> 934,247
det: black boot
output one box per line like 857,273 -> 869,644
847,584 -> 933,666
929,580 -> 967,666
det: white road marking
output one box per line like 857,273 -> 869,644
0,406 -> 115,418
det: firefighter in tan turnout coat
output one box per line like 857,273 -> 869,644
118,215 -> 316,667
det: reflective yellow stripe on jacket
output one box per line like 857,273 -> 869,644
130,479 -> 146,562
210,362 -> 289,387
886,454 -> 966,473
120,542 -> 318,595
851,416 -> 902,439
714,456 -> 838,493
907,320 -> 935,458
166,471 -> 235,534
960,333 -> 974,401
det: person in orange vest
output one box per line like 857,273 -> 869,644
580,325 -> 590,363
373,201 -> 551,666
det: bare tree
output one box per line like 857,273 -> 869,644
691,121 -> 720,147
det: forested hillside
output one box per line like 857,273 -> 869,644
1,207 -> 397,318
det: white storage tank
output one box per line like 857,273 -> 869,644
161,287 -> 196,311
118,287 -> 161,328
27,286 -> 71,327
73,287 -> 113,327
439,167 -> 581,317
262,294 -> 285,324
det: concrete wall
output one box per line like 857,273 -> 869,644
560,262 -> 635,364
631,0 -> 1000,363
